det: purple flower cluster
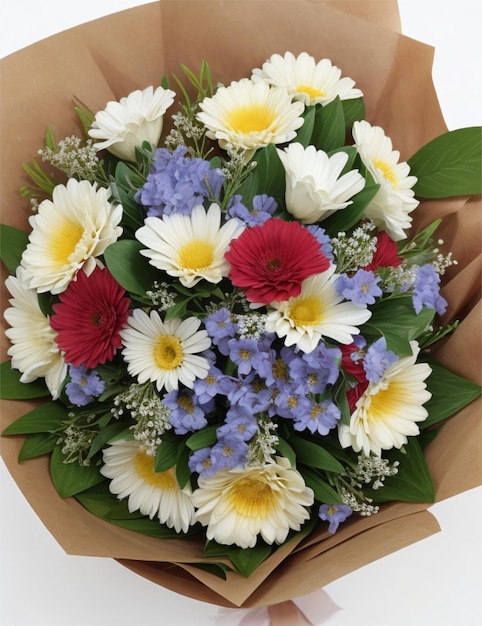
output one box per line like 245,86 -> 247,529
135,145 -> 224,217
363,337 -> 398,383
187,311 -> 343,477
65,365 -> 105,406
335,268 -> 382,305
412,263 -> 447,315
227,193 -> 277,227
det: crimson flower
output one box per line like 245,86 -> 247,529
50,266 -> 131,368
224,218 -> 329,304
364,231 -> 402,271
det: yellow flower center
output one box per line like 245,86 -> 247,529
178,239 -> 214,270
373,159 -> 397,186
177,395 -> 195,413
227,475 -> 277,519
134,452 -> 177,489
272,359 -> 289,380
154,335 -> 183,370
225,104 -> 277,133
289,296 -> 324,326
49,219 -> 85,267
365,380 -> 404,423
296,84 -> 326,99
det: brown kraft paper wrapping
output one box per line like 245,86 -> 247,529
0,0 -> 480,610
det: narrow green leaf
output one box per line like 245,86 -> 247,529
2,400 -> 66,435
294,106 -> 316,147
229,543 -> 274,578
187,562 -> 230,580
341,97 -> 366,130
323,184 -> 380,237
50,445 -> 104,497
302,467 -> 344,504
0,224 -> 28,274
311,98 -> 345,152
186,425 -> 218,450
18,432 -> 57,462
408,127 -> 482,198
422,360 -> 482,428
289,435 -> 345,473
87,421 -> 127,459
154,432 -> 179,472
175,443 -> 192,489
0,362 -> 51,400
275,436 -> 297,467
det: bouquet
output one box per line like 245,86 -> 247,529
1,0 -> 481,609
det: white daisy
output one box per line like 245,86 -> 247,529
265,266 -> 372,352
338,341 -> 432,456
353,120 -> 419,241
277,142 -> 365,223
100,439 -> 195,533
3,267 -> 67,399
20,178 -> 122,294
252,51 -> 363,106
192,456 -> 314,549
88,85 -> 175,161
196,78 -> 304,157
120,310 -> 211,392
136,203 -> 245,288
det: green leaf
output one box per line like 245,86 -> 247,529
362,296 -> 435,356
302,467 -> 344,504
289,435 -> 345,473
229,543 -> 274,578
365,438 -> 435,503
0,224 -> 28,274
18,432 -> 57,462
175,442 -> 192,489
0,361 -> 51,400
50,445 -> 104,497
275,436 -> 297,467
323,184 -> 380,237
422,359 -> 482,428
294,106 -> 316,147
2,400 -> 66,435
311,98 -> 345,152
186,425 -> 218,450
154,431 -> 180,472
103,239 -> 160,300
341,97 -> 366,130
87,421 -> 127,460
408,127 -> 482,198
187,562 -> 230,580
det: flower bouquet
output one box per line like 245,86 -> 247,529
1,0 -> 481,610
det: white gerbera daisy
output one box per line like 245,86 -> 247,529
265,266 -> 372,352
120,310 -> 211,392
353,120 -> 419,241
3,267 -> 67,399
192,456 -> 314,549
338,341 -> 432,456
136,203 -> 245,288
88,85 -> 175,161
20,179 -> 122,294
196,78 -> 304,156
252,51 -> 363,106
100,439 -> 195,533
277,142 -> 365,223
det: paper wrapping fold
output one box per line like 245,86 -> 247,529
0,0 -> 480,609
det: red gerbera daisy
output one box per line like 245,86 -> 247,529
224,218 -> 330,304
364,231 -> 402,271
50,266 -> 131,368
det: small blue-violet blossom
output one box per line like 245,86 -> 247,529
135,145 -> 224,217
294,399 -> 341,435
227,194 -> 277,226
163,389 -> 208,434
412,263 -> 447,315
363,337 -> 398,383
65,365 -> 105,407
335,268 -> 382,305
319,503 -> 353,533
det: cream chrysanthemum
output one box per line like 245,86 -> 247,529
88,85 -> 175,161
338,341 -> 432,456
277,142 -> 365,223
196,78 -> 304,156
3,267 -> 67,399
252,51 -> 363,106
120,309 -> 211,392
20,179 -> 122,294
265,266 -> 372,352
100,439 -> 195,533
136,203 -> 245,288
353,120 -> 419,241
192,456 -> 314,549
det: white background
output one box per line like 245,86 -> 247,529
0,2 -> 481,625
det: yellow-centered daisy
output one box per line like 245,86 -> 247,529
120,310 -> 211,392
101,439 -> 195,533
265,266 -> 372,352
136,203 -> 245,288
338,341 -> 432,456
192,456 -> 314,549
